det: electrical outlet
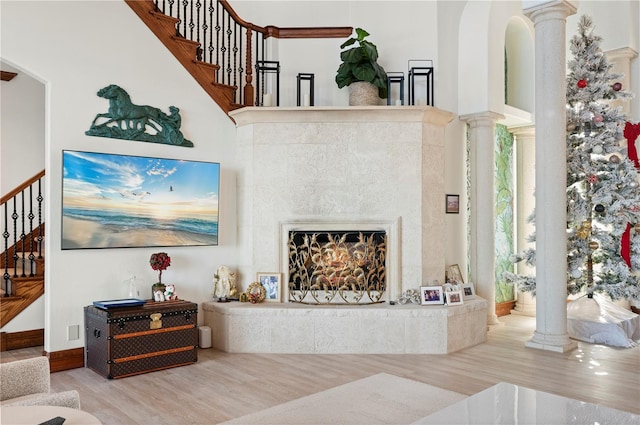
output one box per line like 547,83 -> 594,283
67,324 -> 80,341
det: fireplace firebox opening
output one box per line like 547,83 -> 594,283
288,230 -> 387,305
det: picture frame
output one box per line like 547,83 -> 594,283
61,150 -> 220,250
257,272 -> 282,302
446,194 -> 460,214
461,283 -> 476,300
246,282 -> 266,303
420,286 -> 445,305
447,264 -> 464,284
445,290 -> 464,306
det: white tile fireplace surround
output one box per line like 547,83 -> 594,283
230,106 -> 455,298
220,106 -> 488,354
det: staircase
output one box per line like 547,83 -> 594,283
125,0 -> 352,116
1,171 -> 45,329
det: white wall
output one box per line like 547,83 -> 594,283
2,1 -> 238,352
0,62 -> 45,194
505,16 -> 535,113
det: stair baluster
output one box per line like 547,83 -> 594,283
3,202 -> 11,297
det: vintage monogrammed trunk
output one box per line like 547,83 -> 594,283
84,301 -> 198,379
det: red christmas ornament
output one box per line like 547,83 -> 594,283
577,79 -> 588,88
612,82 -> 622,91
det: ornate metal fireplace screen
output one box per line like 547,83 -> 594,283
288,230 -> 387,304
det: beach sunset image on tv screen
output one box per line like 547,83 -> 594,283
62,150 -> 220,249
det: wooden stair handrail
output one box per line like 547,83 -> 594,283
264,26 -> 353,39
1,170 -> 45,204
217,0 -> 352,39
217,0 -> 265,34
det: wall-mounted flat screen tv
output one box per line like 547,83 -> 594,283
62,150 -> 220,249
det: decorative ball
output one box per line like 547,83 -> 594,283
571,269 -> 583,279
593,115 -> 604,123
609,155 -> 620,164
589,241 -> 599,250
612,82 -> 622,91
594,204 -> 605,213
592,145 -> 603,154
567,123 -> 577,132
577,79 -> 588,88
630,181 -> 639,188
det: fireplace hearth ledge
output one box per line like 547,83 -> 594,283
202,298 -> 488,354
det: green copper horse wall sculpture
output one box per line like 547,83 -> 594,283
86,84 -> 193,147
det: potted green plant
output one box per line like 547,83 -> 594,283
335,28 -> 388,105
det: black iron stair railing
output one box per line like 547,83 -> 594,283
1,170 -> 45,297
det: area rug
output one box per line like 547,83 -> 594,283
220,373 -> 467,425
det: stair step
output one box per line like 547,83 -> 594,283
150,9 -> 179,27
193,60 -> 221,83
171,35 -> 200,57
0,277 -> 45,327
1,295 -> 24,302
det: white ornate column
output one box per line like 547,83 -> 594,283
606,47 -> 638,116
510,125 -> 536,316
524,0 -> 577,352
461,111 -> 504,326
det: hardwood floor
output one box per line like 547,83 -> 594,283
2,315 -> 639,424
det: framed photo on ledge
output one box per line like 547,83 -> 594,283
420,286 -> 444,305
257,272 -> 282,302
446,194 -> 460,214
445,290 -> 464,306
461,283 -> 476,300
447,264 -> 464,284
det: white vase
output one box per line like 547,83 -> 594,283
348,81 -> 381,106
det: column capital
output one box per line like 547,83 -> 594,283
523,0 -> 577,22
606,47 -> 639,62
509,125 -> 536,140
459,111 -> 504,126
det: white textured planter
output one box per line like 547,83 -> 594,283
349,81 -> 381,106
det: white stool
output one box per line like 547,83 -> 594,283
198,326 -> 212,348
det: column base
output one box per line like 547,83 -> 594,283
525,331 -> 578,353
512,291 -> 536,316
511,305 -> 536,317
487,313 -> 501,326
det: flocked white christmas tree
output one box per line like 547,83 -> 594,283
507,15 -> 640,302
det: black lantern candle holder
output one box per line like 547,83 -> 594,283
256,60 -> 280,106
386,72 -> 405,105
408,60 -> 434,106
296,73 -> 315,106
